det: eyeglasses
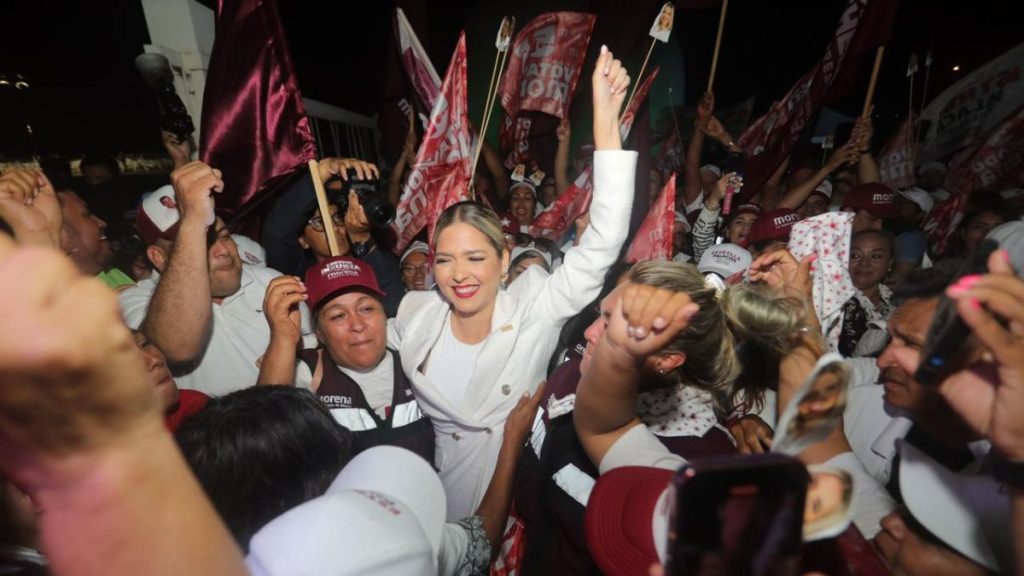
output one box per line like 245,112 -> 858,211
402,264 -> 430,275
307,212 -> 345,232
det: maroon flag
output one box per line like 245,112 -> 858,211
737,0 -> 896,198
529,68 -> 659,240
396,7 -> 441,111
200,0 -> 316,219
626,174 -> 677,262
925,105 -> 1024,255
878,115 -> 917,189
392,33 -> 472,251
499,12 -> 596,169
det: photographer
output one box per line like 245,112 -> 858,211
262,158 -> 404,317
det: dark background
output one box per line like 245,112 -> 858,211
0,0 -> 1018,160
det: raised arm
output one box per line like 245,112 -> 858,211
0,168 -> 62,248
853,116 -> 881,184
683,92 -> 713,206
142,162 -> 222,364
0,236 -> 245,576
480,137 -> 510,200
257,275 -> 308,386
775,142 -> 859,210
554,118 -> 572,196
387,124 -> 417,205
574,283 -> 699,468
537,46 -> 635,324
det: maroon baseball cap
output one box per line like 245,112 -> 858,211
744,208 -> 801,247
585,466 -> 673,576
304,257 -> 386,310
135,185 -> 181,245
842,183 -> 896,219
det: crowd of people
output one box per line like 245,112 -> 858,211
1,39 -> 1024,576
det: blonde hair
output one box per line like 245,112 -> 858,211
627,261 -> 740,409
432,201 -> 506,258
723,282 -> 815,413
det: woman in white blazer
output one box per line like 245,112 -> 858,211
389,46 -> 636,520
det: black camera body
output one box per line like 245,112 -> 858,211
333,168 -> 395,229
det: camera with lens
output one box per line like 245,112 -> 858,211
330,168 -> 395,229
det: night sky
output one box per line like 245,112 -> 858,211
0,0 -> 1018,160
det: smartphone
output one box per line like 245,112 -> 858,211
666,454 -> 807,576
915,239 -> 998,386
720,152 -> 746,216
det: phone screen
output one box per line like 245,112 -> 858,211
666,454 -> 807,576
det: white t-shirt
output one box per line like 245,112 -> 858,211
297,351 -> 396,419
425,319 -> 485,412
119,265 -> 314,396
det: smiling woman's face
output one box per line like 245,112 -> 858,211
433,222 -> 508,320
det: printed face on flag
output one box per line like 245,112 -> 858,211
512,164 -> 526,182
496,16 -> 515,51
650,3 -> 674,43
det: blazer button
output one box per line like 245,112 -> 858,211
501,384 -> 512,395
452,432 -> 461,441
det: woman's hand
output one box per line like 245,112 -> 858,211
591,45 -> 630,151
604,284 -> 699,363
749,249 -> 816,301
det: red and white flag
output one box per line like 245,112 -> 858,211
918,41 -> 1024,164
878,114 -> 917,189
499,12 -> 596,168
395,7 -> 441,112
626,174 -> 677,262
392,33 -> 472,251
925,105 -> 1024,254
529,68 -> 659,240
738,0 -> 897,198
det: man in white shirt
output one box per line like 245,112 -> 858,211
120,162 -> 312,396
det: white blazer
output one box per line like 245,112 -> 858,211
389,150 -> 637,520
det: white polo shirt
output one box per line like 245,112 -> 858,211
119,265 -> 314,397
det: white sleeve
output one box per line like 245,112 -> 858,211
538,150 -> 637,324
599,423 -> 687,475
295,360 -> 313,390
436,523 -> 469,576
117,282 -> 155,329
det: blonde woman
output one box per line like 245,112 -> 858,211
390,46 -> 636,520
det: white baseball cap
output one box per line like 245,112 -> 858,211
899,442 -> 1011,572
896,187 -> 935,215
699,164 -> 722,178
510,244 -> 552,269
698,243 -> 752,279
401,240 -> 430,264
246,446 -> 446,576
810,180 -> 833,201
999,188 -> 1024,200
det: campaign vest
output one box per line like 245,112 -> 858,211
299,348 -> 435,465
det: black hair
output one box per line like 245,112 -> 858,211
850,229 -> 895,252
175,386 -> 353,551
891,259 -> 963,304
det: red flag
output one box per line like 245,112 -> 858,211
878,115 -> 917,189
529,68 -> 659,240
199,0 -> 316,219
918,42 -> 1024,163
395,7 -> 441,111
499,12 -> 596,169
737,0 -> 896,198
626,174 -> 677,262
923,105 -> 1024,254
392,33 -> 472,251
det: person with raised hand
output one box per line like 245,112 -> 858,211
390,45 -> 636,521
0,232 -> 246,576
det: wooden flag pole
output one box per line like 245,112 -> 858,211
862,46 -> 886,117
623,38 -> 657,118
706,0 -> 730,94
470,25 -> 513,199
308,159 -> 340,256
915,44 -> 934,146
